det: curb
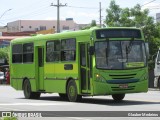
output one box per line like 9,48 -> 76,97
149,88 -> 159,91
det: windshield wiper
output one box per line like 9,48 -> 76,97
126,38 -> 134,62
126,38 -> 134,53
106,38 -> 109,65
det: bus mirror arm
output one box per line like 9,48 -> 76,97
145,42 -> 149,60
89,46 -> 95,55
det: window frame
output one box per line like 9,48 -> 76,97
12,42 -> 34,64
12,44 -> 23,63
23,43 -> 34,63
61,38 -> 76,62
46,38 -> 76,63
46,40 -> 61,62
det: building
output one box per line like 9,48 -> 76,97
7,18 -> 79,32
0,18 -> 89,47
0,26 -> 7,32
0,31 -> 36,48
156,13 -> 160,23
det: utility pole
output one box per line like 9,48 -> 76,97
99,2 -> 102,28
51,0 -> 67,33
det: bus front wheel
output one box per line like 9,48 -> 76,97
67,80 -> 81,102
23,79 -> 41,99
112,94 -> 125,101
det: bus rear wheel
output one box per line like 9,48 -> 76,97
112,94 -> 125,101
67,80 -> 81,102
23,79 -> 41,99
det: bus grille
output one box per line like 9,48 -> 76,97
109,74 -> 136,79
111,86 -> 135,91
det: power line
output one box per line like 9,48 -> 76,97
0,0 -> 51,24
6,0 -> 50,16
146,3 -> 160,9
0,5 -> 49,22
141,0 -> 156,7
0,9 -> 12,20
0,21 -> 6,25
67,6 -> 98,9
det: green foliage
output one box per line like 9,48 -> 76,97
81,25 -> 91,30
105,0 -> 121,27
1,117 -> 18,120
81,20 -> 97,30
91,20 -> 97,27
0,47 -> 10,63
105,0 -> 160,70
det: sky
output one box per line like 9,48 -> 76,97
0,0 -> 160,26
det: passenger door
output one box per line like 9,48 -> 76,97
79,43 -> 91,93
37,47 -> 44,90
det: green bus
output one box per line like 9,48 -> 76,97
10,27 -> 148,102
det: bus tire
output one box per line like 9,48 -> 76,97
23,79 -> 33,99
112,94 -> 125,101
23,79 -> 41,99
67,80 -> 82,102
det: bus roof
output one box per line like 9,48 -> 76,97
10,27 -> 142,44
11,29 -> 94,44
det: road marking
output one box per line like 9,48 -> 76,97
0,102 -> 73,106
67,117 -> 91,120
126,99 -> 160,103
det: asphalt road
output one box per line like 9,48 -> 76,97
0,86 -> 160,120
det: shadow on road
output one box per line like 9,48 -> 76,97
18,96 -> 160,106
80,97 -> 160,106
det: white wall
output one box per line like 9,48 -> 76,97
7,20 -> 78,32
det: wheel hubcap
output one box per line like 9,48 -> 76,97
69,86 -> 75,97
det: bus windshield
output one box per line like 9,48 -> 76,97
95,40 -> 146,69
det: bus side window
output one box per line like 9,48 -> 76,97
23,43 -> 34,63
61,38 -> 76,61
12,44 -> 23,63
46,40 -> 60,62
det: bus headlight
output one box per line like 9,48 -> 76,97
95,74 -> 106,83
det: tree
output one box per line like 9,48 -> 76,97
90,20 -> 97,27
120,8 -> 134,27
105,0 -> 160,70
81,20 -> 97,30
0,47 -> 10,64
105,0 -> 121,27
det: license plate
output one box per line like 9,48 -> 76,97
119,84 -> 128,88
